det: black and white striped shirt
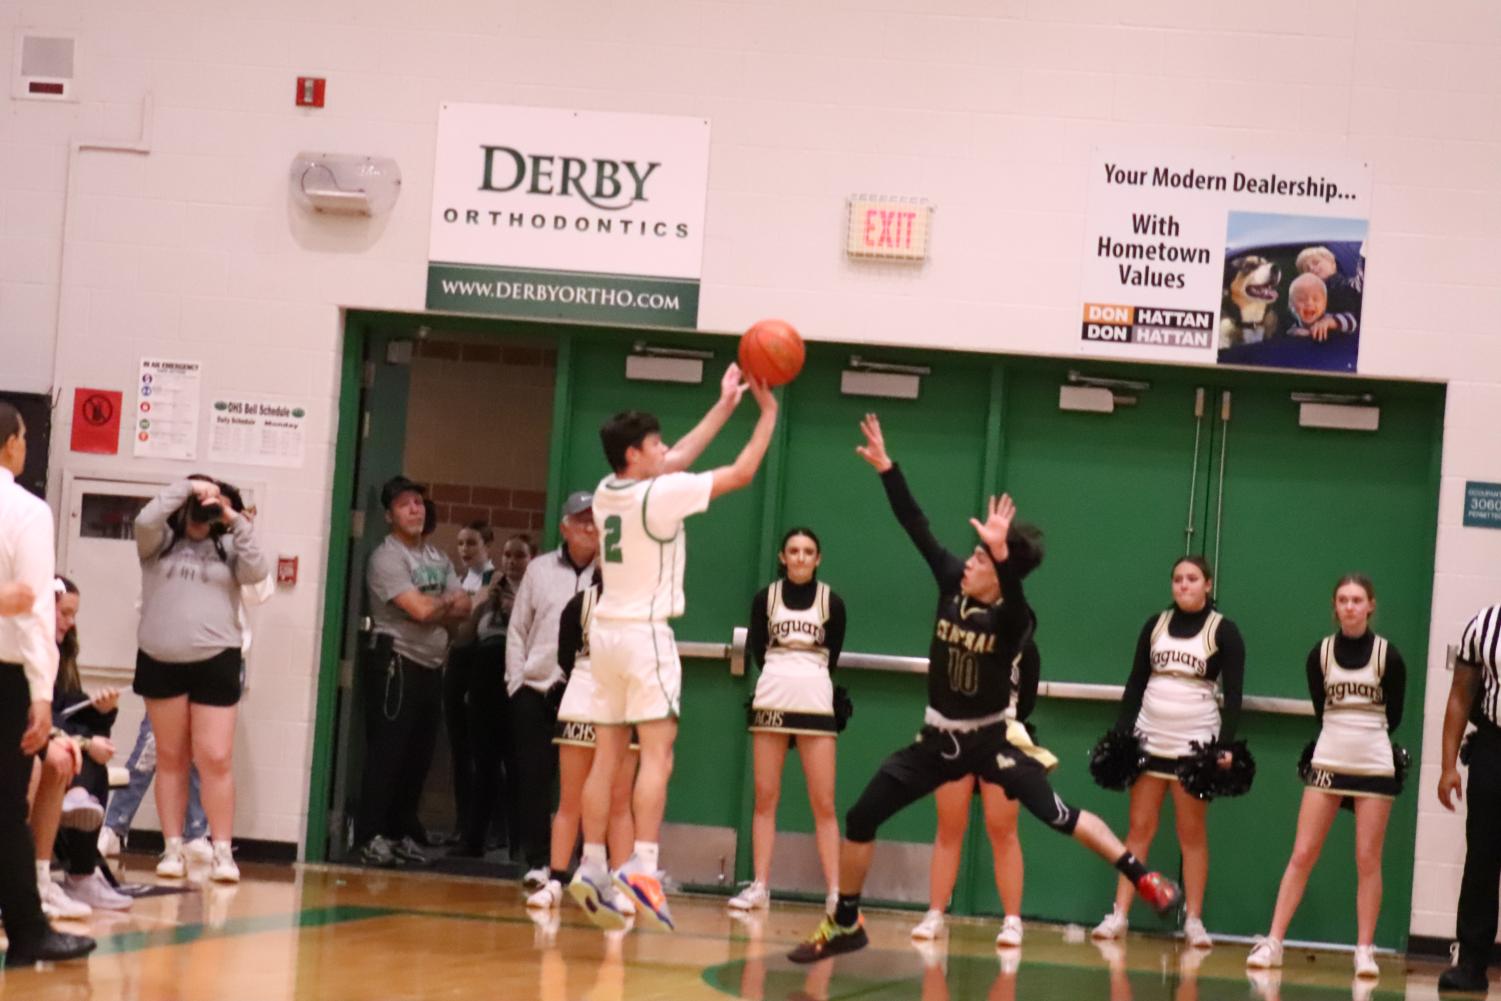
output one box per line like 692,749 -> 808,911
1458,604 -> 1501,726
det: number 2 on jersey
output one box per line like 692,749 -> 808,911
603,514 -> 623,563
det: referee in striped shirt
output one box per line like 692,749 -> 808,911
1438,604 -> 1501,994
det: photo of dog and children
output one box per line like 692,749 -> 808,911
1217,211 -> 1367,373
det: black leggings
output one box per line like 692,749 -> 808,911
845,724 -> 1080,843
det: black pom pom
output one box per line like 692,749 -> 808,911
1392,742 -> 1411,793
833,685 -> 854,733
1089,729 -> 1146,791
1297,739 -> 1316,783
1177,739 -> 1256,801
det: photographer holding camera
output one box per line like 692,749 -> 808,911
133,474 -> 269,884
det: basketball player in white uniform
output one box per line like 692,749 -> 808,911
728,527 -> 847,913
1247,574 -> 1406,979
569,364 -> 778,932
1094,556 -> 1245,948
526,574 -> 638,913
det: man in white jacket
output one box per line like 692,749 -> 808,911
505,492 -> 598,887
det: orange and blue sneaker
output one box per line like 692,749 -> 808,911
787,915 -> 868,963
1135,871 -> 1183,915
568,867 -> 629,931
613,868 -> 675,932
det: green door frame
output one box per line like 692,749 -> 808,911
305,307 -> 1447,929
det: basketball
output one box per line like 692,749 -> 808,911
738,319 -> 805,387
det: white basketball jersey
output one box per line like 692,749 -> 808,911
764,580 -> 831,673
592,471 -> 713,621
1312,633 -> 1392,775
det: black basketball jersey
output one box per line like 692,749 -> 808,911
879,465 -> 1034,723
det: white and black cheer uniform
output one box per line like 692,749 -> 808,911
553,583 -> 639,750
747,577 -> 847,736
1117,605 -> 1246,780
1303,631 -> 1406,799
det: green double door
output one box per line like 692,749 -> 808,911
972,362 -> 1439,945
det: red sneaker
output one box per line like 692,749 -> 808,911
1135,871 -> 1182,915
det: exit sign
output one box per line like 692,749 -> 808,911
846,197 -> 932,261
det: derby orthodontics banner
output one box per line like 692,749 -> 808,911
1081,148 -> 1371,373
428,104 -> 710,327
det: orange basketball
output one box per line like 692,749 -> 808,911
737,319 -> 805,387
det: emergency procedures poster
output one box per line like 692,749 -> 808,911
1081,148 -> 1372,373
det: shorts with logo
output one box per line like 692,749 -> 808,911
844,722 -> 1080,843
554,663 -> 640,750
588,619 -> 681,725
748,662 -> 836,736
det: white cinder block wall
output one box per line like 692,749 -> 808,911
2,0 -> 1495,940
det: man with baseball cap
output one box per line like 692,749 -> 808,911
357,475 -> 471,867
505,491 -> 600,887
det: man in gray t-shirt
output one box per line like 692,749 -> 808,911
367,533 -> 462,668
356,475 -> 470,868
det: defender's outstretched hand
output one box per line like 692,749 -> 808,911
970,494 -> 1016,562
855,414 -> 893,473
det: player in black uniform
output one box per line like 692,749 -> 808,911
787,415 -> 1182,962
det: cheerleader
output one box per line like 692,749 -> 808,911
1093,556 -> 1245,947
911,636 -> 1046,947
1246,574 -> 1406,979
525,571 -> 638,912
727,528 -> 847,912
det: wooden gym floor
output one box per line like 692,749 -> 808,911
3,858 -> 1464,1000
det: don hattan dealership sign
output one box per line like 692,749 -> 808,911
427,104 -> 711,328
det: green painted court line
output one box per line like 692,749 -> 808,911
90,905 -> 397,957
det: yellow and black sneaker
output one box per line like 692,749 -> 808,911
787,915 -> 868,963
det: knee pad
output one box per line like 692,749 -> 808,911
843,803 -> 879,844
1038,791 -> 1080,836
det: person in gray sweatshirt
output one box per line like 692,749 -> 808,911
133,475 -> 269,885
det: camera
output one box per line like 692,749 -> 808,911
188,496 -> 224,523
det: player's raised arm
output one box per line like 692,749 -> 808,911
709,377 -> 778,499
664,363 -> 747,473
860,414 -> 963,586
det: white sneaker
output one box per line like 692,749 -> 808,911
1246,936 -> 1284,969
1353,945 -> 1379,979
63,869 -> 133,911
157,842 -> 186,878
527,879 -> 563,910
184,836 -> 214,864
1184,916 -> 1213,949
39,877 -> 92,919
727,880 -> 770,911
1092,906 -> 1128,940
60,788 -> 105,831
210,842 -> 240,883
608,886 -> 636,916
523,866 -> 549,890
995,915 -> 1024,948
98,827 -> 123,858
911,908 -> 946,940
